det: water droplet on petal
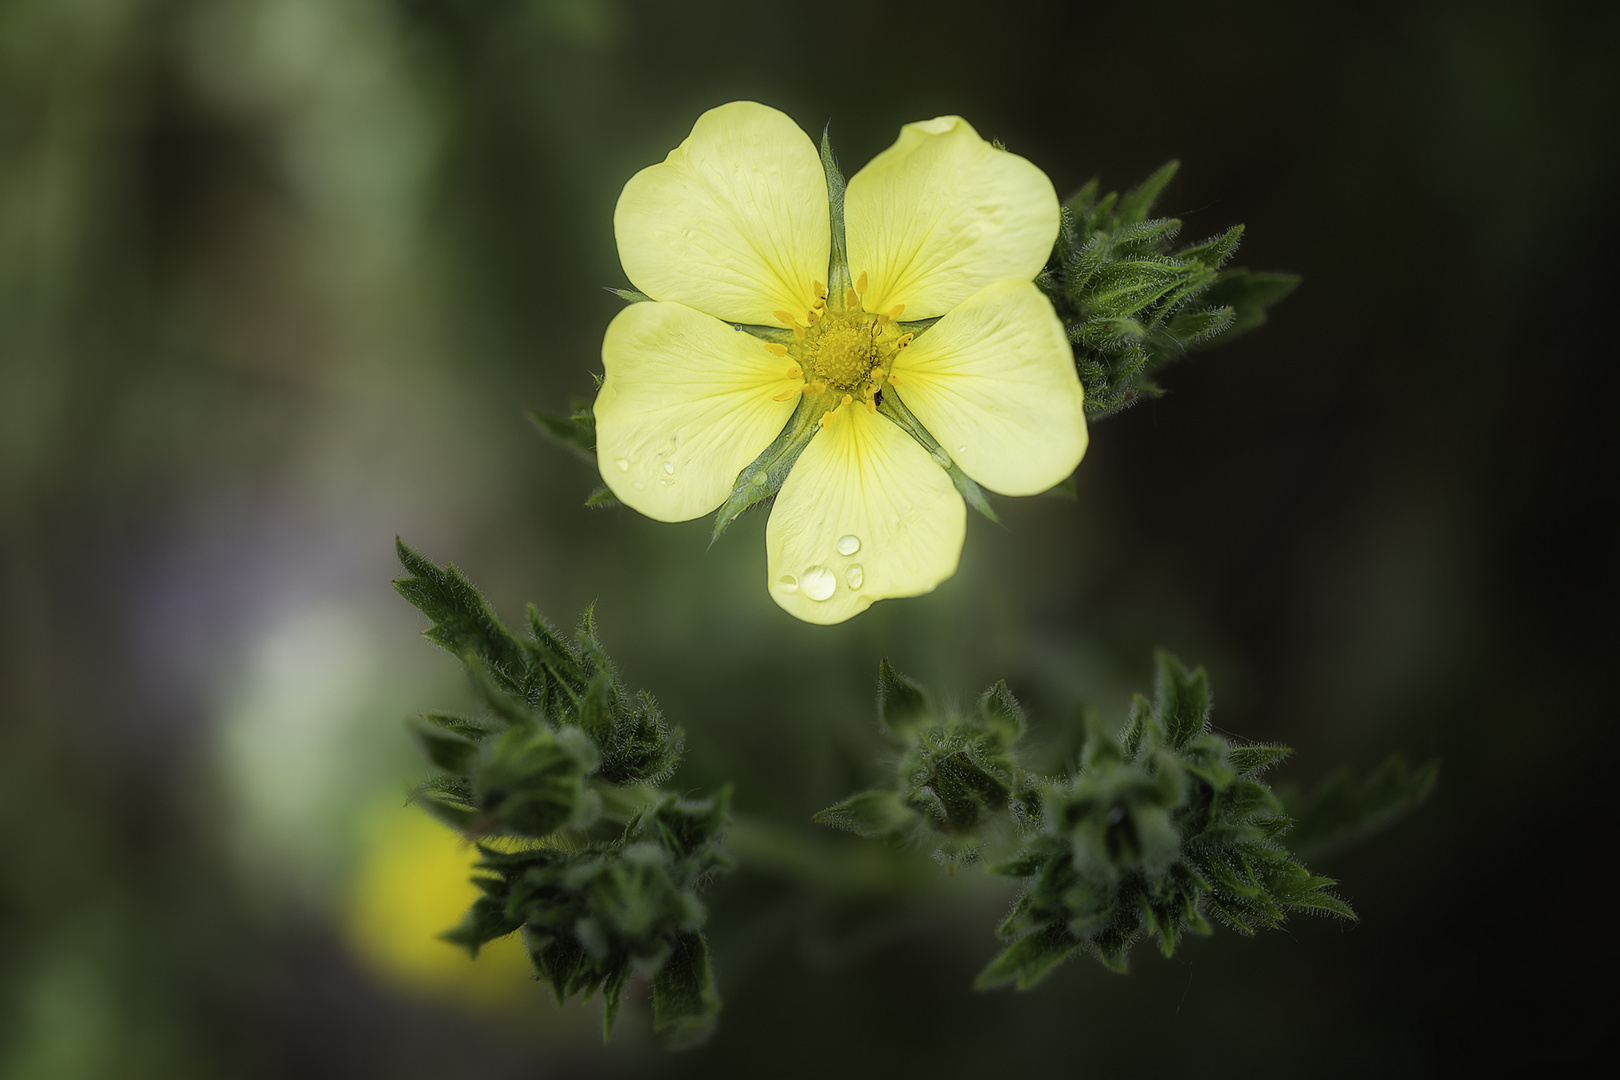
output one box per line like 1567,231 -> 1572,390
836,534 -> 861,556
777,574 -> 798,593
657,478 -> 674,487
845,563 -> 864,590
632,480 -> 645,490
801,565 -> 836,602
662,460 -> 675,475
614,458 -> 630,472
957,445 -> 968,454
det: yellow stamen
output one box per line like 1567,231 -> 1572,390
813,280 -> 827,299
793,324 -> 805,340
888,373 -> 902,385
786,365 -> 802,379
807,309 -> 821,325
819,410 -> 838,429
895,333 -> 914,348
774,309 -> 802,328
865,397 -> 877,414
808,381 -> 827,395
886,304 -> 905,320
844,287 -> 860,309
841,393 -> 853,407
855,271 -> 868,294
772,387 -> 798,401
764,342 -> 788,357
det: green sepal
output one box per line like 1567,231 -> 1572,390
709,394 -> 822,542
1227,743 -> 1293,777
1198,269 -> 1300,338
979,680 -> 1027,742
820,125 -> 853,302
876,390 -> 999,524
877,657 -> 932,736
1153,650 -> 1211,749
606,287 -> 653,304
1116,160 -> 1179,224
527,403 -> 596,465
812,790 -> 913,837
394,540 -> 532,701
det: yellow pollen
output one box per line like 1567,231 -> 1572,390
855,271 -> 868,294
895,333 -> 914,348
786,365 -> 802,378
886,304 -> 905,320
807,310 -> 821,325
819,410 -> 838,429
844,287 -> 860,309
841,393 -> 853,407
774,309 -> 801,328
764,342 -> 788,357
888,373 -> 902,385
865,398 -> 876,414
772,387 -> 798,401
813,280 -> 827,299
793,325 -> 805,340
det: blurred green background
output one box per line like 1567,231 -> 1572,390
3,0 -> 1615,1075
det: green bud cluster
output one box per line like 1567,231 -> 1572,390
814,652 -> 1423,992
814,660 -> 1037,872
1038,162 -> 1299,420
394,541 -> 724,1044
979,652 -> 1351,987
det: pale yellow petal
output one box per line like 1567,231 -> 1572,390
595,301 -> 799,522
615,101 -> 828,326
766,406 -> 964,625
845,116 -> 1059,320
891,280 -> 1086,496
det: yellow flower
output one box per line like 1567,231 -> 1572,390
595,102 -> 1088,624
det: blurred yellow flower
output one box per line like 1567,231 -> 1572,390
596,102 -> 1087,624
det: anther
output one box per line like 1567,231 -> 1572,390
895,333 -> 914,348
841,394 -> 853,407
786,365 -> 802,379
773,309 -> 801,327
865,397 -> 877,414
819,411 -> 838,429
773,388 -> 798,401
813,280 -> 827,299
844,287 -> 860,309
764,342 -> 788,357
855,271 -> 868,294
886,304 -> 905,320
807,310 -> 821,325
888,373 -> 902,385
793,325 -> 805,340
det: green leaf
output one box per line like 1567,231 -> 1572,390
606,287 -> 653,304
1116,160 -> 1179,224
975,925 -> 1079,990
876,658 -> 932,736
1285,754 -> 1439,859
1199,269 -> 1300,338
652,932 -> 721,1041
394,540 -> 532,702
407,715 -> 481,775
1153,651 -> 1210,749
441,894 -> 523,957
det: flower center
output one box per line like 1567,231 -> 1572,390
804,313 -> 894,393
760,272 -> 913,429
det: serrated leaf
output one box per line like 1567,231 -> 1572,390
395,540 -> 532,701
1153,651 -> 1210,749
1226,743 -> 1293,777
1285,754 -> 1438,859
441,894 -> 523,957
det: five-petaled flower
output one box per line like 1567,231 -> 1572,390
594,102 -> 1087,624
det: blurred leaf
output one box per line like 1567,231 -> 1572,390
1285,754 -> 1440,859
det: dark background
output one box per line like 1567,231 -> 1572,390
2,0 -> 1614,1075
